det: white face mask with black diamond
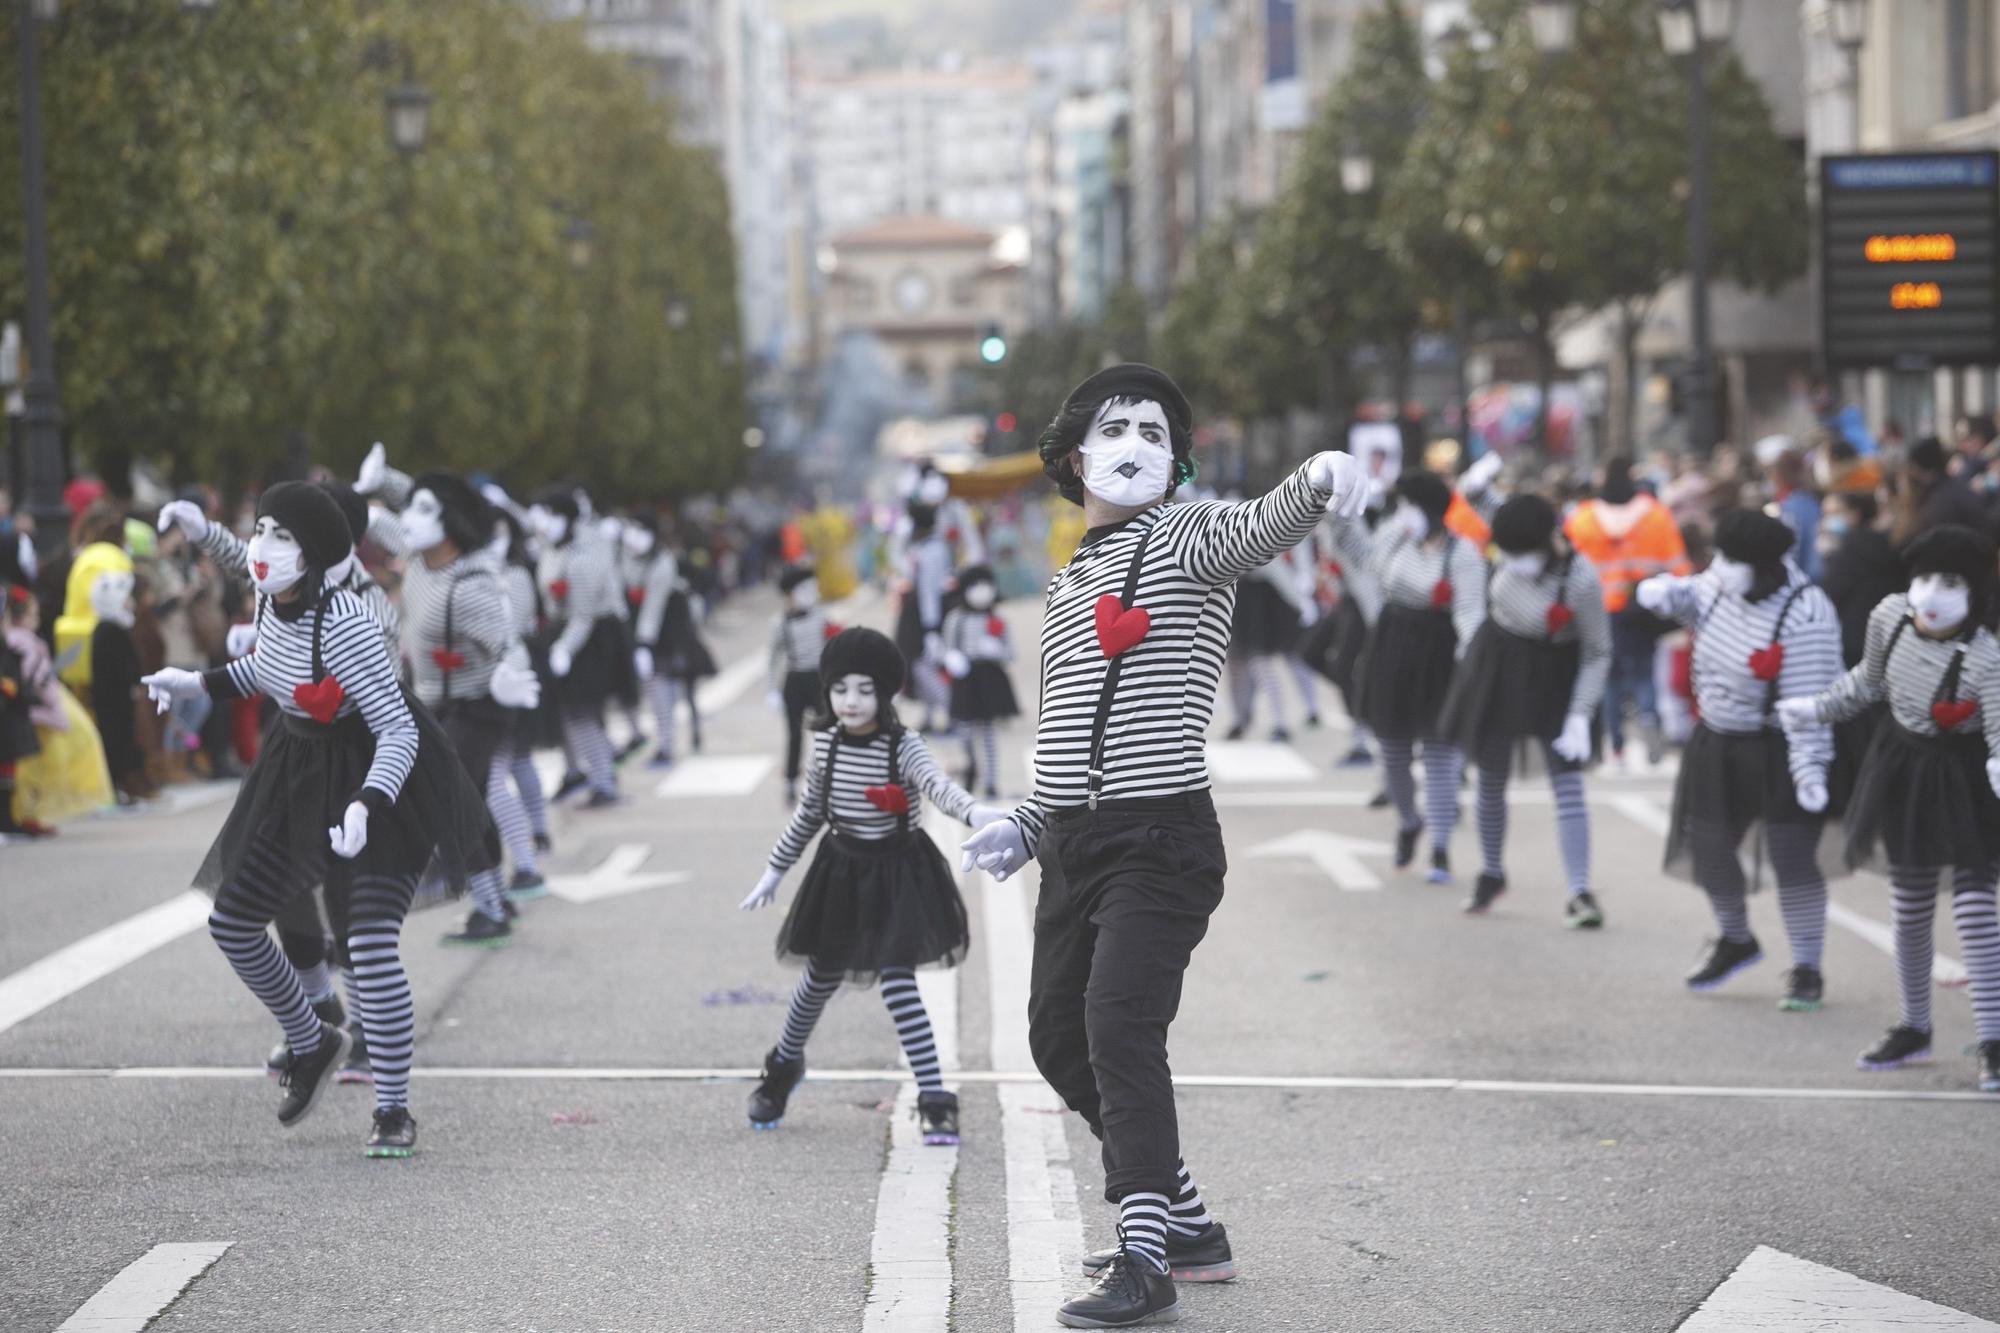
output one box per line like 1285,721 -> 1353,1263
1078,399 -> 1173,507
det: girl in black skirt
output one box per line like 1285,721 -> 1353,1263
142,482 -> 496,1158
940,563 -> 1019,798
1354,472 -> 1489,882
1438,494 -> 1610,925
652,546 -> 718,754
530,486 -> 623,807
738,628 -> 1006,1144
1777,525 -> 2000,1091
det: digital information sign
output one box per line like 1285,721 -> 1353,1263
1821,151 -> 2000,370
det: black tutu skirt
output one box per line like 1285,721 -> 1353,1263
1355,603 -> 1459,740
655,591 -> 718,681
1662,724 -> 1839,888
555,616 -> 622,720
775,829 -> 970,985
1232,579 -> 1301,655
894,594 -> 927,692
437,694 -> 510,788
515,634 -> 567,752
195,693 -> 500,902
1437,623 -> 1584,771
1299,597 -> 1368,706
609,616 -> 642,708
1843,718 -> 2000,873
950,659 -> 1019,723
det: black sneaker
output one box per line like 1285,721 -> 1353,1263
336,1028 -> 374,1085
265,996 -> 347,1075
1083,1222 -> 1236,1283
1057,1245 -> 1179,1329
442,910 -> 512,948
1426,847 -> 1451,886
1224,722 -> 1247,741
1979,1040 -> 2000,1093
614,736 -> 646,765
1270,727 -> 1292,744
1465,873 -> 1506,914
533,831 -> 552,854
581,790 -> 621,810
917,1090 -> 959,1146
501,897 -> 518,921
1778,964 -> 1824,1012
647,749 -> 674,770
1338,744 -> 1374,768
552,771 -> 588,803
748,1047 -> 806,1129
1564,893 -> 1605,930
1368,788 -> 1391,807
1394,823 -> 1423,869
277,1023 -> 352,1128
1857,1025 -> 1931,1071
506,870 -> 549,902
1685,935 -> 1762,992
364,1106 -> 417,1159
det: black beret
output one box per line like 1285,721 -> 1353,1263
820,626 -> 903,699
1713,508 -> 1797,567
1038,363 -> 1195,504
957,563 -> 995,590
531,485 -> 580,523
1490,494 -> 1558,555
414,471 -> 495,548
1905,524 -> 1996,585
778,565 -> 817,594
317,483 -> 368,552
257,481 -> 352,571
1395,470 -> 1453,524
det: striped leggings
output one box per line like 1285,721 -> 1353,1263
775,962 -> 943,1090
1228,655 -> 1288,733
562,713 -> 617,797
1378,736 -> 1462,854
1692,821 -> 1827,968
644,674 -> 679,760
1888,866 -> 2000,1041
962,720 -> 1000,794
509,749 -> 548,840
209,833 -> 418,1110
1471,736 -> 1590,895
486,745 -> 537,876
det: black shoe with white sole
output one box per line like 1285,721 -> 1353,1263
917,1090 -> 960,1146
1778,964 -> 1824,1012
1057,1248 -> 1179,1328
1083,1223 -> 1235,1283
1394,823 -> 1422,869
441,910 -> 512,948
1564,892 -> 1605,929
1857,1025 -> 1931,1071
748,1047 -> 805,1129
1464,873 -> 1506,914
277,1023 -> 351,1128
365,1106 -> 417,1158
265,996 -> 347,1076
1685,935 -> 1762,992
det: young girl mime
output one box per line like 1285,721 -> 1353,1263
488,510 -> 553,890
1777,525 -> 2000,1091
1438,493 -> 1609,924
628,514 -> 681,770
1637,509 -> 1843,1010
529,486 -> 623,808
739,627 -> 1003,1144
939,563 -> 1019,798
142,482 -> 496,1157
1354,471 -> 1488,882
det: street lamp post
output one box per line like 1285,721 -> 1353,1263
14,0 -> 64,554
1660,0 -> 1735,456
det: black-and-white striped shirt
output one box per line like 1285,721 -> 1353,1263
940,605 -> 1013,663
1485,553 -> 1613,717
401,552 -> 515,705
633,551 -> 680,646
206,587 -> 419,802
907,533 -> 953,634
1008,460 -> 1339,852
1811,593 -> 2000,747
539,530 -> 622,659
501,564 -> 539,641
1370,526 -> 1488,651
199,524 -> 398,657
1650,563 -> 1840,783
770,608 -> 829,689
767,726 -> 978,873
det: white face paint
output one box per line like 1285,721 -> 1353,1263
1394,503 -> 1430,543
484,524 -> 511,563
1910,573 -> 1971,634
962,583 -> 995,610
1078,399 -> 1174,507
918,473 -> 951,507
1709,554 -> 1754,598
399,488 -> 447,553
622,525 -> 655,557
247,518 -> 306,596
598,516 -> 623,545
527,504 -> 568,547
89,570 -> 134,628
828,672 -> 879,733
1501,552 -> 1546,579
790,577 -> 819,610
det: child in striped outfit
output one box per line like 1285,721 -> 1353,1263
1777,525 -> 2000,1092
1438,493 -> 1610,925
530,486 -> 624,808
1637,508 -> 1843,1011
939,563 -> 1019,798
769,566 -> 832,805
740,627 -> 1005,1143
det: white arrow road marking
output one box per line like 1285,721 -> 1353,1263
654,754 -> 773,799
56,1241 -> 233,1332
1204,740 -> 1320,784
1248,829 -> 1394,891
1678,1245 -> 2000,1331
545,844 -> 687,904
0,892 -> 210,1037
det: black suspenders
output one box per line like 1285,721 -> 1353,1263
1087,524 -> 1154,811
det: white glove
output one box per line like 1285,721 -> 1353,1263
766,689 -> 784,714
741,867 -> 782,911
1305,451 -> 1371,519
977,634 -> 1006,657
1987,757 -> 2000,800
1795,779 -> 1829,814
480,482 -> 512,511
140,667 -> 206,715
156,499 -> 209,542
634,646 -> 654,681
1462,450 -> 1503,493
355,441 -> 387,496
225,622 -> 259,658
328,800 -> 370,859
1551,713 -> 1592,763
923,631 -> 944,662
489,660 -> 541,709
969,803 -> 1011,829
959,818 -> 1030,881
549,642 -> 573,678
1634,576 -> 1677,614
1775,697 -> 1820,731
943,649 -> 971,679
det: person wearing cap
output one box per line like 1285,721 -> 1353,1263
1636,508 -> 1845,1011
957,363 -> 1369,1328
938,562 -> 1019,797
769,564 -> 833,805
738,627 -> 1007,1144
1776,525 -> 2000,1092
142,481 -> 498,1158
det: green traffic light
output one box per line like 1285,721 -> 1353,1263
979,335 -> 1008,363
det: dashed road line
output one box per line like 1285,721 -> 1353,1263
55,1241 -> 233,1333
0,892 -> 211,1038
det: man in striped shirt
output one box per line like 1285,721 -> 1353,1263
960,364 -> 1368,1328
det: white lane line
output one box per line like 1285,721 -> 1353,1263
693,649 -> 767,715
55,1241 -> 233,1333
1203,740 -> 1320,784
654,754 -> 774,799
0,892 -> 210,1038
1001,1080 -> 1087,1329
1679,1245 -> 2000,1331
1213,787 -> 1678,809
860,1083 -> 958,1333
982,870 -> 1035,1074
6,1065 -> 1997,1102
918,803 -> 962,1073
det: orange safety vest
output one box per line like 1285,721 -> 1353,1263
1563,497 -> 1690,614
1444,492 -> 1489,548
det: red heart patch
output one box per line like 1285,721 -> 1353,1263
1933,699 -> 1978,731
1545,604 -> 1574,634
1430,580 -> 1453,610
430,649 -> 465,670
1748,644 -> 1784,681
864,784 -> 909,814
626,587 -> 643,607
823,621 -> 842,641
549,579 -> 569,601
1094,594 -> 1150,658
291,676 -> 344,724
986,615 -> 1005,637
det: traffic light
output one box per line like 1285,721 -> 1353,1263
977,320 -> 1008,364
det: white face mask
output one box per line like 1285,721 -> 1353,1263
1910,573 -> 1971,634
829,672 -> 879,732
400,489 -> 447,553
622,526 -> 655,557
89,570 -> 134,628
247,521 -> 306,596
1709,555 -> 1754,598
528,505 -> 568,548
1501,552 -> 1546,579
962,583 -> 995,610
1394,503 -> 1430,543
1078,399 -> 1174,507
918,473 -> 951,507
791,578 -> 819,610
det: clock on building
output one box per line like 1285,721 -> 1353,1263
893,270 -> 934,314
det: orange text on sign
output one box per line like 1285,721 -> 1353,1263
1891,282 -> 1943,309
1866,234 -> 1958,263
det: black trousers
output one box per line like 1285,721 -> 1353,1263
781,670 -> 821,780
1028,791 -> 1227,1203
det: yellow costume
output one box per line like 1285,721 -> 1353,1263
13,684 -> 114,825
55,542 -> 133,692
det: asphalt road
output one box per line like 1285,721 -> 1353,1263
4,583 -> 1997,1333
